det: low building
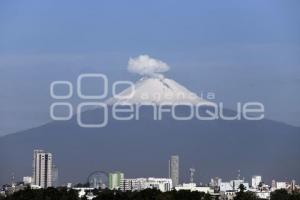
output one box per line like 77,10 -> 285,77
220,179 -> 249,192
120,178 -> 140,191
145,178 -> 172,192
23,176 -> 32,185
256,191 -> 270,199
120,178 -> 172,192
175,183 -> 214,194
2,183 -> 26,196
276,182 -> 287,189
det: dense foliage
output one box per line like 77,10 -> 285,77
234,184 -> 259,200
1,187 -> 79,200
89,189 -> 212,200
1,188 -> 212,200
270,189 -> 300,200
1,187 -> 300,200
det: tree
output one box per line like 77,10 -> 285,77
270,189 -> 289,200
258,182 -> 263,190
3,187 -> 79,200
234,184 -> 258,200
239,184 -> 246,193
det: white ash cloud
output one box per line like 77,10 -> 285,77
128,55 -> 170,77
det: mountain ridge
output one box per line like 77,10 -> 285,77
0,76 -> 299,186
0,106 -> 300,185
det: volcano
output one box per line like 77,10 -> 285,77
0,75 -> 299,186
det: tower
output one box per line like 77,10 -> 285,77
189,168 -> 195,183
291,180 -> 296,191
169,155 -> 179,187
237,169 -> 241,180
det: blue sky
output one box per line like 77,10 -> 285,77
0,0 -> 300,136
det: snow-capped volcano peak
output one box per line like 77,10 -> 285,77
107,76 -> 213,105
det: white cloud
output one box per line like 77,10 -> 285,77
128,55 -> 170,76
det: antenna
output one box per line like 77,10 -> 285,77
189,168 -> 195,183
11,172 -> 15,187
237,169 -> 241,180
168,160 -> 171,178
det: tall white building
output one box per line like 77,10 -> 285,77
169,155 -> 179,187
251,175 -> 262,189
32,149 -> 53,188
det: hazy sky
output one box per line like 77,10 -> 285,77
0,0 -> 300,136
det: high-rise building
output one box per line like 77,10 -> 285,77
109,171 -> 124,190
169,155 -> 179,187
32,149 -> 53,188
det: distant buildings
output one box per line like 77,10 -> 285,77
145,178 -> 172,192
120,178 -> 172,192
22,177 -> 32,185
108,171 -> 124,190
210,177 -> 222,187
169,155 -> 179,187
175,183 -> 214,193
276,181 -> 287,190
32,149 -> 53,188
220,179 -> 250,192
2,150 -> 300,200
270,180 -> 298,192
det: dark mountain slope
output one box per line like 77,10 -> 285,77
0,107 -> 299,185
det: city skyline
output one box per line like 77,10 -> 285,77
16,149 -> 300,188
1,149 -> 299,199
